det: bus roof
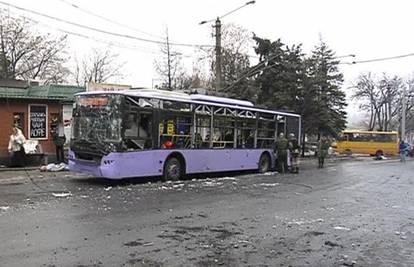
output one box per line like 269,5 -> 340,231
342,130 -> 398,134
190,94 -> 254,107
76,89 -> 301,118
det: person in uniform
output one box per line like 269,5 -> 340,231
274,132 -> 288,173
288,133 -> 300,173
318,136 -> 330,168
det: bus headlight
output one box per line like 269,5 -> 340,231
103,160 -> 115,165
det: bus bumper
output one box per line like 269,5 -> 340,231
68,158 -> 103,178
68,149 -> 104,178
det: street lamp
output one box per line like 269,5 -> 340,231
200,1 -> 256,92
334,54 -> 356,59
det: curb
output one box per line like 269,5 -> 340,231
0,166 -> 40,172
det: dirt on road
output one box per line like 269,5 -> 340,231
0,157 -> 413,266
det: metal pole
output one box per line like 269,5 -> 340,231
215,17 -> 222,92
402,84 -> 407,141
166,32 -> 172,90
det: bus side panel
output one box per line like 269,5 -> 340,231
183,149 -> 274,174
381,142 -> 399,155
69,150 -> 171,179
70,149 -> 275,179
336,141 -> 398,155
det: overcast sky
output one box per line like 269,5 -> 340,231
3,0 -> 414,121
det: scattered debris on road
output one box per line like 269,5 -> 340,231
40,163 -> 68,172
0,206 -> 10,211
51,192 -> 72,198
333,226 -> 351,231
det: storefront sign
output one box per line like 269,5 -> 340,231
28,104 -> 48,139
86,81 -> 131,92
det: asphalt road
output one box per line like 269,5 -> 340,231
0,157 -> 413,267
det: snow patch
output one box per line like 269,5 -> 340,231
259,183 -> 280,187
52,192 -> 72,198
0,206 -> 10,211
333,226 -> 351,231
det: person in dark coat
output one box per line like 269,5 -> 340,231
274,132 -> 288,173
288,133 -> 300,173
399,140 -> 409,163
51,116 -> 66,163
318,136 -> 330,168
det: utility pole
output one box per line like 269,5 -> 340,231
199,1 -> 255,93
214,18 -> 222,92
402,83 -> 407,141
166,30 -> 172,90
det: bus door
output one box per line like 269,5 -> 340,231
276,115 -> 286,136
286,116 -> 300,140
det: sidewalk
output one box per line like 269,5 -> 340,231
0,166 -> 73,185
0,166 -> 40,172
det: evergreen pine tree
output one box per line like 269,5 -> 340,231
307,39 -> 347,137
253,36 -> 304,112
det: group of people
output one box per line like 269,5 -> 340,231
274,132 -> 300,173
7,115 -> 66,167
274,133 -> 331,173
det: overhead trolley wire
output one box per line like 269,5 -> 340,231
1,8 -> 166,55
0,1 -> 213,48
56,0 -> 166,41
341,52 -> 414,65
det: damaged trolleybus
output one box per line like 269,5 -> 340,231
69,89 -> 301,180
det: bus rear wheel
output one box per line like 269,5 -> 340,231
258,153 -> 271,173
375,150 -> 383,157
345,149 -> 352,156
163,157 -> 182,181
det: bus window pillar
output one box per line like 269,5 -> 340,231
210,107 -> 214,148
274,115 -> 278,141
191,105 -> 196,148
254,113 -> 258,149
233,119 -> 237,148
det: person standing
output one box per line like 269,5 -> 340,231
317,136 -> 330,168
8,126 -> 26,167
288,133 -> 300,173
399,140 -> 408,163
274,132 -> 288,173
51,116 -> 66,163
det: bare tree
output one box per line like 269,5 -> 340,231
154,28 -> 186,90
0,12 -> 69,83
199,23 -> 252,96
352,73 -> 414,131
74,47 -> 124,86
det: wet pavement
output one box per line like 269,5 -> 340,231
0,157 -> 413,266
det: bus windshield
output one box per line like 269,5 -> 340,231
72,94 -> 122,144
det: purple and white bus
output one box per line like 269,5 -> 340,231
68,89 -> 301,180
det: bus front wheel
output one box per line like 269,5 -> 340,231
258,153 -> 271,173
163,157 -> 182,181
